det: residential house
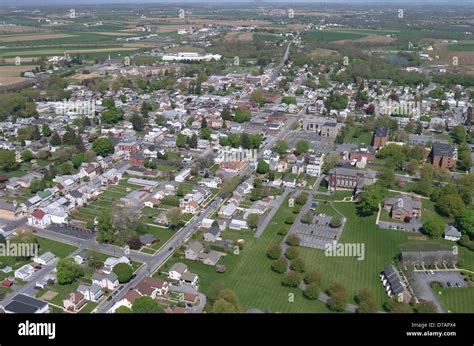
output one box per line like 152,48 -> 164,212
14,264 -> 35,280
77,284 -> 103,302
92,272 -> 119,290
444,225 -> 461,242
185,241 -> 204,260
63,291 -> 87,312
327,167 -> 376,192
203,226 -> 221,242
28,209 -> 51,228
33,252 -> 56,266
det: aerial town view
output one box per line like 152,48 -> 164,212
0,1 -> 473,339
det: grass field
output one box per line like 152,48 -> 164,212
437,286 -> 474,313
304,30 -> 367,42
299,202 -> 410,308
158,195 -> 331,312
447,43 -> 474,52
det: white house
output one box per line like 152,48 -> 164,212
77,284 -> 103,302
14,264 -> 35,280
33,252 -> 56,266
175,168 -> 191,183
103,256 -> 131,274
28,209 -> 51,228
444,225 -> 462,242
92,272 -> 119,290
168,262 -> 188,281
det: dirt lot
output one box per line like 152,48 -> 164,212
0,65 -> 38,76
0,76 -> 31,86
71,71 -> 101,80
1,47 -> 138,57
0,33 -> 77,42
0,25 -> 46,34
335,35 -> 395,45
40,290 -> 58,301
224,32 -> 253,43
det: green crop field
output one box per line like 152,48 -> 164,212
304,31 -> 367,42
447,43 -> 474,52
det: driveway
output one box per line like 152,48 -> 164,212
169,284 -> 206,313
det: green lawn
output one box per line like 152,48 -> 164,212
437,286 -> 474,313
35,236 -> 78,258
298,203 -> 411,308
158,195 -> 330,312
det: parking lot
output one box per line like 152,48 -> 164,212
409,270 -> 466,313
47,224 -> 96,240
290,197 -> 344,249
378,220 -> 422,232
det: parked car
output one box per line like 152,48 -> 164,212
446,282 -> 452,288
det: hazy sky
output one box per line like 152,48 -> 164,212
2,0 -> 474,7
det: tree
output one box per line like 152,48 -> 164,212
326,292 -> 347,312
290,257 -> 305,272
130,113 -> 144,132
286,246 -> 299,260
281,271 -> 302,287
304,283 -> 320,300
384,298 -> 412,313
267,244 -> 282,259
50,131 -> 62,147
29,179 -> 46,194
0,150 -> 17,171
132,296 -> 162,313
451,124 -> 467,144
296,140 -> 310,155
97,213 -> 114,244
250,90 -> 266,106
329,216 -> 342,228
436,193 -> 465,218
422,216 -> 445,238
357,187 -> 383,216
304,271 -> 322,285
273,140 -> 289,155
301,210 -> 314,224
201,117 -> 208,129
219,176 -> 242,198
200,128 -> 211,140
57,258 -> 84,285
72,153 -> 84,169
355,288 -> 378,313
234,108 -> 251,123
211,289 -> 241,313
188,133 -> 198,148
167,207 -> 183,228
286,234 -> 300,247
42,123 -> 52,137
256,160 -> 269,175
415,300 -> 437,313
21,149 -> 34,162
271,257 -> 288,273
295,192 -> 308,205
247,213 -> 260,230
285,214 -> 296,225
155,114 -> 167,126
457,144 -> 472,171
113,263 -> 133,283
455,209 -> 474,239
92,138 -> 114,157
239,133 -> 251,149
377,168 -> 396,188
176,134 -> 186,148
281,96 -> 297,105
